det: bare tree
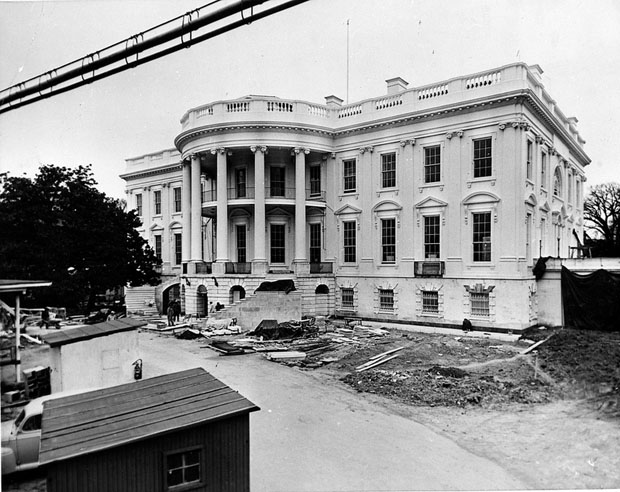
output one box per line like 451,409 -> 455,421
583,182 -> 620,257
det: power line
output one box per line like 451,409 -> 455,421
0,0 -> 309,114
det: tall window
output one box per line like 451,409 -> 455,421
270,167 -> 285,197
343,159 -> 356,193
381,218 -> 396,263
470,292 -> 490,317
553,168 -> 562,197
136,194 -> 143,216
526,140 -> 533,180
379,289 -> 394,311
154,190 -> 162,215
343,221 -> 356,263
568,173 -> 573,204
473,137 -> 493,178
270,224 -> 285,263
422,291 -> 439,314
166,448 -> 201,489
310,166 -> 321,196
310,223 -> 321,263
541,152 -> 547,188
381,152 -> 396,188
154,234 -> 162,260
173,188 -> 182,213
424,145 -> 441,183
473,212 -> 492,262
236,225 -> 246,263
236,168 -> 246,198
174,233 -> 182,265
424,215 -> 440,259
341,288 -> 354,309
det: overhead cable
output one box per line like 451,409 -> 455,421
0,0 -> 309,114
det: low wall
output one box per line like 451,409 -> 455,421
213,291 -> 302,331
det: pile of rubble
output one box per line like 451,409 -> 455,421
147,316 -> 390,368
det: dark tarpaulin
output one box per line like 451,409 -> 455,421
562,266 -> 620,331
255,279 -> 296,293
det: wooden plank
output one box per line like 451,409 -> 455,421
356,353 -> 401,372
43,388 -> 243,445
44,384 -> 233,435
45,369 -> 214,417
355,347 -> 405,371
521,333 -> 555,355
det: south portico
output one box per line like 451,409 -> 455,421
179,143 -> 327,278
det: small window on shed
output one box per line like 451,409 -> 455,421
166,448 -> 202,489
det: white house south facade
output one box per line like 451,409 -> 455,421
121,63 -> 590,332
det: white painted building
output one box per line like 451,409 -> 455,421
121,63 -> 590,332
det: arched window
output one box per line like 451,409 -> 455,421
553,168 -> 562,197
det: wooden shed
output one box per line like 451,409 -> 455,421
39,367 -> 259,492
40,318 -> 145,392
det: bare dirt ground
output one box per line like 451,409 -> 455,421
3,323 -> 620,490
305,325 -> 620,489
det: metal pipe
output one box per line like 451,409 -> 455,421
0,0 -> 308,114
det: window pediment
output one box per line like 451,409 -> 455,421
372,200 -> 402,213
525,193 -> 537,207
415,196 -> 448,209
462,191 -> 500,206
335,204 -> 362,215
539,201 -> 551,213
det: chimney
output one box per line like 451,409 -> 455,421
325,95 -> 344,108
386,77 -> 409,95
528,64 -> 544,82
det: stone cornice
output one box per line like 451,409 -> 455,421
119,163 -> 183,181
174,89 -> 590,167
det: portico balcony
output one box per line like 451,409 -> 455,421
225,262 -> 252,274
310,262 -> 333,274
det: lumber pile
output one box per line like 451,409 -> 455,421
355,347 -> 404,372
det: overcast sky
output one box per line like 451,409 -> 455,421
1,0 -> 619,199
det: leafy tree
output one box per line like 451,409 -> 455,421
583,182 -> 620,257
0,165 -> 160,312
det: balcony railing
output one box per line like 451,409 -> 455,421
228,186 -> 255,200
205,187 -> 325,203
266,186 -> 296,199
414,261 -> 445,277
307,189 -> 326,201
225,262 -> 252,274
310,262 -> 333,274
202,190 -> 217,202
195,262 -> 212,274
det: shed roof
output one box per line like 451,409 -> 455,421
40,317 -> 146,347
39,367 -> 259,465
0,279 -> 52,293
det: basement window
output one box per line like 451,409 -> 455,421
379,289 -> 394,312
422,291 -> 439,314
470,292 -> 490,317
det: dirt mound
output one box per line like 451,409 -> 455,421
336,328 -> 619,414
342,364 -> 554,407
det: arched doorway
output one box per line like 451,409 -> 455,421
196,285 -> 208,317
230,285 -> 246,305
162,284 -> 180,315
315,284 -> 329,316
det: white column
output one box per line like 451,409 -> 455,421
190,154 -> 202,262
294,147 -> 309,262
214,148 -> 229,262
252,146 -> 267,262
182,160 -> 192,263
